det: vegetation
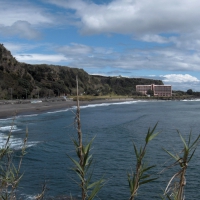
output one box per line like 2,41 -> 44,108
146,89 -> 154,96
68,76 -> 104,200
0,44 -> 163,99
0,118 -> 27,200
173,89 -> 200,98
128,123 -> 159,200
161,131 -> 200,200
0,121 -> 46,200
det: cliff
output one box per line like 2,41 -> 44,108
0,44 -> 163,99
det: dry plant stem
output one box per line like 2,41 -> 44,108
76,75 -> 85,200
35,182 -> 46,200
177,162 -> 187,199
9,127 -> 28,199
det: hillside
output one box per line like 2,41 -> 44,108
0,44 -> 163,99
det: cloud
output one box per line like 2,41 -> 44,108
141,74 -> 200,91
1,21 -> 41,39
7,40 -> 200,74
138,35 -> 169,44
161,74 -> 200,83
56,43 -> 93,56
15,54 -> 70,63
47,0 -> 200,71
13,43 -> 200,73
0,1 -> 52,26
0,0 -> 55,39
3,42 -> 43,53
49,0 -> 200,35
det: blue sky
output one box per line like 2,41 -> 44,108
1,0 -> 200,91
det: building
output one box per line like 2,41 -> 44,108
136,84 -> 172,97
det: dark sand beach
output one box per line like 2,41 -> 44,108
0,98 -> 134,119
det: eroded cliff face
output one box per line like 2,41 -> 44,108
0,44 -> 163,99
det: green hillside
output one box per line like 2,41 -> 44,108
0,44 -> 163,99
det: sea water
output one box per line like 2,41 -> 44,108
0,100 -> 200,199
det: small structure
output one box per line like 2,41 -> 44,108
136,84 -> 172,97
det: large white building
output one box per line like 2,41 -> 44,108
136,84 -> 172,97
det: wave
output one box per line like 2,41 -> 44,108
0,125 -> 39,150
181,99 -> 200,101
0,114 -> 38,121
16,114 -> 38,118
0,132 -> 38,150
0,125 -> 21,132
18,193 -> 38,200
40,101 -> 144,116
45,101 -> 141,114
78,100 -> 149,109
0,117 -> 15,121
46,108 -> 69,114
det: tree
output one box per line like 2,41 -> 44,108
186,89 -> 193,95
146,89 -> 154,96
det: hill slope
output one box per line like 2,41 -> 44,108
0,44 -> 163,99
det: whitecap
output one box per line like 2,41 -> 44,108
16,114 -> 38,118
0,132 -> 39,150
47,108 -> 69,114
74,100 -> 147,109
18,193 -> 37,200
0,125 -> 19,132
182,99 -> 200,101
0,117 -> 14,121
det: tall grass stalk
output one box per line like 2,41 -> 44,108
162,131 -> 200,200
128,123 -> 159,200
68,75 -> 104,200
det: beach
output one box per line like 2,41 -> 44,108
0,98 -> 134,119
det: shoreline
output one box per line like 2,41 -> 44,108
0,98 -> 135,119
1,96 -> 199,120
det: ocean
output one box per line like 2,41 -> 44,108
0,100 -> 200,200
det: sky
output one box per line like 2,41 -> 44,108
1,0 -> 200,91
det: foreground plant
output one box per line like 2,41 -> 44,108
128,123 -> 159,200
68,76 -> 104,200
0,120 -> 28,200
162,131 -> 200,200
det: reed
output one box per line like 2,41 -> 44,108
68,76 -> 104,200
127,123 -> 159,200
0,119 -> 46,200
0,118 -> 27,200
161,131 -> 200,200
